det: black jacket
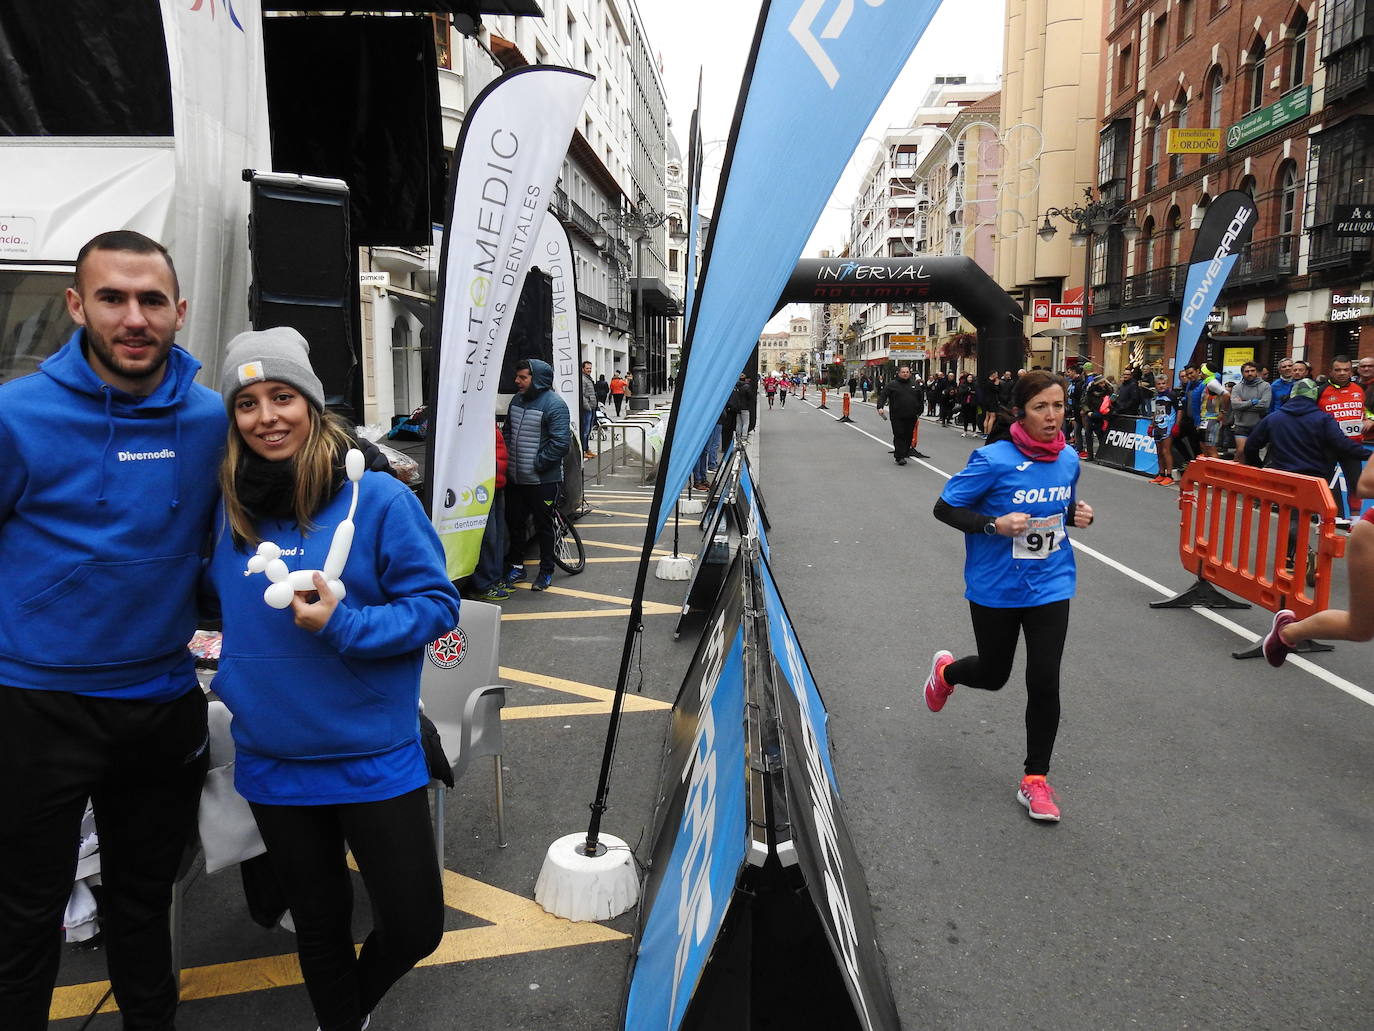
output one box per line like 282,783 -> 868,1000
878,377 -> 923,419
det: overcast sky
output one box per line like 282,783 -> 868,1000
635,0 -> 1006,327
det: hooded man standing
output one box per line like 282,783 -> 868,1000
504,359 -> 571,592
0,231 -> 223,1029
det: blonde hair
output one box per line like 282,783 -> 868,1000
219,406 -> 356,548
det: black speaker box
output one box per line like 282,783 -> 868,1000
248,174 -> 362,418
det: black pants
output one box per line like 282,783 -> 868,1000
960,404 -> 979,433
0,684 -> 207,1031
944,599 -> 1070,776
250,787 -> 443,1031
505,481 -> 560,576
891,416 -> 916,461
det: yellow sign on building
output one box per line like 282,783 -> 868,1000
1167,128 -> 1222,154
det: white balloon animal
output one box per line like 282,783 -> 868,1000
245,448 -> 366,609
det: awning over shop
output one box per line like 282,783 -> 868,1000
630,277 -> 681,316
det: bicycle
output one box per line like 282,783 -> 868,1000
551,499 -> 586,575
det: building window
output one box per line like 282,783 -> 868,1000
1098,119 -> 1132,193
1145,109 -> 1164,192
1278,161 -> 1298,266
1207,66 -> 1225,129
1170,94 -> 1189,180
431,15 -> 451,70
1178,0 -> 1195,41
1118,43 -> 1134,93
1167,206 -> 1183,266
1308,116 -> 1374,268
1139,216 -> 1156,272
1247,38 -> 1267,112
669,249 -> 679,273
1288,8 -> 1309,90
1210,0 -> 1228,16
1154,14 -> 1169,63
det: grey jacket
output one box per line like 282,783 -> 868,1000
1231,377 -> 1272,432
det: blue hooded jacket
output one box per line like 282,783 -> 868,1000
1242,396 -> 1366,477
504,359 -> 570,484
207,469 -> 461,804
0,331 -> 226,697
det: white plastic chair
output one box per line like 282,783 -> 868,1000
420,599 -> 508,868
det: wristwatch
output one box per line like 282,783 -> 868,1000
982,520 -> 998,536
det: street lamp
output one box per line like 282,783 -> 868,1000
593,197 -> 683,411
1037,188 -> 1141,366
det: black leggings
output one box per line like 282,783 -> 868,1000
250,787 -> 443,1031
944,599 -> 1070,776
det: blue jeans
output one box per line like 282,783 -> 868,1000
580,410 -> 594,452
473,490 -> 506,590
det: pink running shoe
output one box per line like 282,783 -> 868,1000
1262,608 -> 1297,667
923,650 -> 955,712
1017,775 -> 1061,822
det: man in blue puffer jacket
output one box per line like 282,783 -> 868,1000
503,359 -> 570,591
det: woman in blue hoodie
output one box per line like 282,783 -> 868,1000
207,328 -> 460,1031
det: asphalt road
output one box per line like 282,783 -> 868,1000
765,391 -> 1374,1030
52,391 -> 1373,1030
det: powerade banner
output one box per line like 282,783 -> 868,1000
1095,414 -> 1173,477
534,212 -> 583,434
427,66 -> 592,578
761,555 -> 901,1031
654,0 -> 942,538
625,554 -> 749,1031
1174,190 -> 1258,383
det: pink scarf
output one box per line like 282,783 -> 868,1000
1010,421 -> 1067,462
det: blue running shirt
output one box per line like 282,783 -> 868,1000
940,440 -> 1081,607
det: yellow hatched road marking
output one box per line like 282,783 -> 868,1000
574,521 -> 648,528
497,666 -> 671,719
50,870 -> 625,1020
507,582 -> 678,611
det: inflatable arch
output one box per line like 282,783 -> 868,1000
777,257 -> 1025,380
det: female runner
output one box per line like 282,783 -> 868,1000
925,370 -> 1094,822
207,328 -> 461,1030
1263,461 -> 1374,665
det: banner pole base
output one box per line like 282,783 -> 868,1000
1148,577 -> 1251,610
535,832 -> 638,922
1232,638 -> 1335,660
656,553 -> 694,580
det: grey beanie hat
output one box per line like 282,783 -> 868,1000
220,327 -> 325,411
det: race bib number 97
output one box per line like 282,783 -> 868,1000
1013,514 -> 1065,560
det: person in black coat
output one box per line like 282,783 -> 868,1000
877,366 -> 923,464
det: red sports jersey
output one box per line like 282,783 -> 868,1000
1320,382 -> 1366,438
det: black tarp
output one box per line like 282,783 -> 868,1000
0,2 -> 172,135
262,16 -> 446,247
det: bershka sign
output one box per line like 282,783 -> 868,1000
1332,291 -> 1370,322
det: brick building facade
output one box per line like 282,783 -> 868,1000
1088,0 -> 1372,381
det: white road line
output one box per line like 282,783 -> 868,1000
800,396 -> 1374,706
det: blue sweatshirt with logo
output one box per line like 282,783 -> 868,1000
206,469 -> 461,805
0,331 -> 226,698
939,440 -> 1081,607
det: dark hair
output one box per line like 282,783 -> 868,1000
514,359 -> 532,372
75,230 -> 179,297
1333,355 -> 1351,366
1012,369 -> 1067,413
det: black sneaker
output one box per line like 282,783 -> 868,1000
531,571 -> 553,591
505,565 -> 526,585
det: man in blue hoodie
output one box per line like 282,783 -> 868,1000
503,359 -> 571,592
0,231 -> 224,1030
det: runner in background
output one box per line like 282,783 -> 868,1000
925,371 -> 1095,822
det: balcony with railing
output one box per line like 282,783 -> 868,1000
1122,262 -> 1185,305
1309,218 -> 1374,271
1229,236 -> 1298,286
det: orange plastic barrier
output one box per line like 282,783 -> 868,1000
818,388 -> 828,410
839,392 -> 853,422
1155,457 -> 1346,623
